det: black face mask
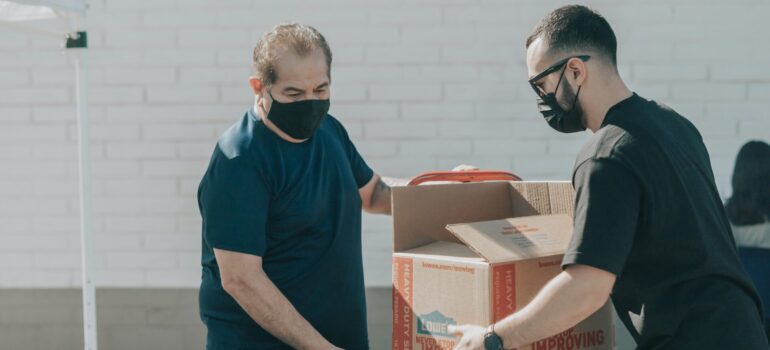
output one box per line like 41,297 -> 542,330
265,89 -> 330,140
535,66 -> 585,133
529,55 -> 590,133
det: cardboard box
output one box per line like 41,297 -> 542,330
392,181 -> 614,350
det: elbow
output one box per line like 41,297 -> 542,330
362,192 -> 391,215
213,249 -> 265,298
362,190 -> 382,214
566,265 -> 615,317
362,203 -> 390,215
583,282 -> 613,318
361,198 -> 382,214
566,284 -> 610,324
221,274 -> 249,296
361,201 -> 374,214
585,290 -> 611,315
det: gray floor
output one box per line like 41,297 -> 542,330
0,288 -> 391,350
0,288 -> 633,349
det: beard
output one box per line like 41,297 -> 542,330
559,81 -> 586,128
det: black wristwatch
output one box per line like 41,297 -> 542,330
483,324 -> 504,350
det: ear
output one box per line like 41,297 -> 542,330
248,76 -> 264,96
249,76 -> 270,114
567,58 -> 587,86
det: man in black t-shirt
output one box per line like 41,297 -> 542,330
450,6 -> 769,350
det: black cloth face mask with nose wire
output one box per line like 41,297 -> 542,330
528,55 -> 590,133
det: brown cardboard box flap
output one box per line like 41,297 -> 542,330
392,181 -> 575,253
445,214 -> 573,263
392,181 -> 514,252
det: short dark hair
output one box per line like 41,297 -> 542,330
253,23 -> 332,85
526,5 -> 617,66
726,140 -> 770,226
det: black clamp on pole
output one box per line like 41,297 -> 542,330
66,31 -> 88,49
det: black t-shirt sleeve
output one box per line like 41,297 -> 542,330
198,148 -> 269,256
332,117 -> 374,188
562,157 -> 641,276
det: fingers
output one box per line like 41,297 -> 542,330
452,164 -> 479,172
450,328 -> 470,350
448,324 -> 469,335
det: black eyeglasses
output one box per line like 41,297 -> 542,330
528,55 -> 590,97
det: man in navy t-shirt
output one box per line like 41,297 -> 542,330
197,23 -> 396,349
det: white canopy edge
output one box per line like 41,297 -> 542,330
0,0 -> 86,37
0,2 -> 57,21
0,0 -> 85,18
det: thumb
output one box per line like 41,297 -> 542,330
448,324 -> 469,335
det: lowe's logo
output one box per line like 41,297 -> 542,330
417,311 -> 457,338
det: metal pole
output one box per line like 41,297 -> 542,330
71,32 -> 98,350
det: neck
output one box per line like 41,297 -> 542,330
583,77 -> 633,132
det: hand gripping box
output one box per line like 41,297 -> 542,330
391,181 -> 614,350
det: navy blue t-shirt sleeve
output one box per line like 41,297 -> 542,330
330,116 -> 374,188
562,158 -> 640,276
198,147 -> 269,256
347,138 -> 374,188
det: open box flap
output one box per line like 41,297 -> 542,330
445,214 -> 573,263
392,181 -> 575,253
392,181 -> 513,252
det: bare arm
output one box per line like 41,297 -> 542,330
359,174 -> 408,215
450,264 -> 615,350
497,265 -> 615,347
214,248 -> 340,350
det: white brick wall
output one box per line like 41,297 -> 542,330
0,0 -> 768,288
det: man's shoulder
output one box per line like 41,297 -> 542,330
320,114 -> 346,135
316,114 -> 354,146
200,111 -> 272,190
575,124 -> 634,169
216,110 -> 268,160
574,95 -> 672,170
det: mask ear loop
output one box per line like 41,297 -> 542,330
259,85 -> 279,121
264,86 -> 279,116
569,85 -> 585,129
557,60 -> 583,114
553,64 -> 568,96
570,85 -> 582,112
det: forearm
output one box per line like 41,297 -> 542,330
495,270 -> 610,348
367,176 -> 408,215
224,271 -> 335,350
